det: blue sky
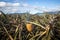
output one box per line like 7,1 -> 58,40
0,0 -> 60,14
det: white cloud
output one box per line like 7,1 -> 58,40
0,2 -> 6,7
6,3 -> 20,7
12,3 -> 20,6
22,3 -> 29,7
0,2 -> 20,7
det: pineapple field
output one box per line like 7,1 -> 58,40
0,11 -> 60,40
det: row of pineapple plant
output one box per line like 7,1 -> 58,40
0,11 -> 60,40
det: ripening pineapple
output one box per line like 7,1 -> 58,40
26,23 -> 33,32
